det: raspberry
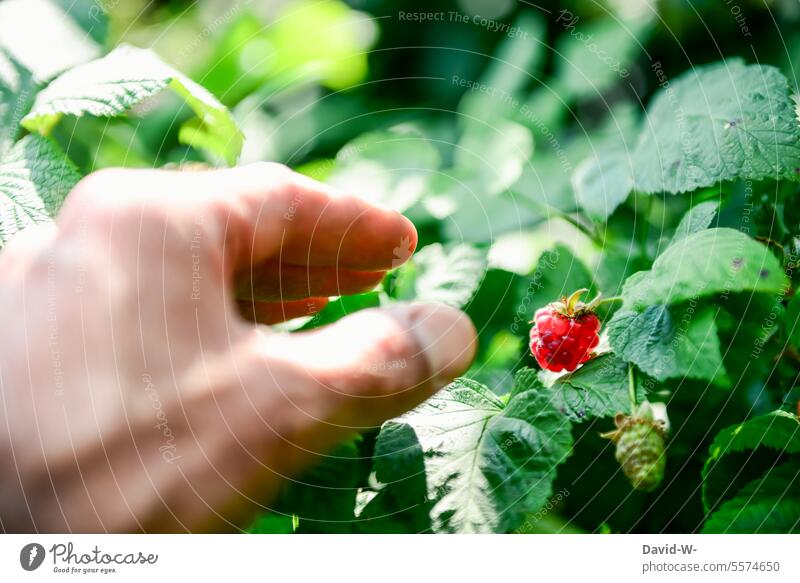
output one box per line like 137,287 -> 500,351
602,404 -> 667,492
529,288 -> 601,372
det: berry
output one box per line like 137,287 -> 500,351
529,288 -> 601,372
602,403 -> 667,492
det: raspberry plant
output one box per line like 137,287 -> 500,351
2,0 -> 800,534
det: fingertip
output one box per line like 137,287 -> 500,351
398,214 -> 419,265
400,302 -> 477,384
373,210 -> 417,271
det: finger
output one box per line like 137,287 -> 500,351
235,262 -> 385,302
237,297 -> 329,325
169,303 -> 476,530
254,303 -> 478,428
61,164 -> 417,272
0,223 -> 58,275
241,166 -> 417,269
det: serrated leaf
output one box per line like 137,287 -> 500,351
327,125 -> 440,212
372,378 -> 573,533
510,366 -> 545,400
702,460 -> 800,533
0,49 -> 37,157
21,45 -> 243,165
702,410 -> 800,512
549,353 -> 646,422
607,305 -> 725,382
622,228 -> 788,310
671,200 -> 719,243
633,60 -> 800,193
390,243 -> 487,309
572,146 -> 633,220
0,134 -> 81,247
705,411 -> 800,464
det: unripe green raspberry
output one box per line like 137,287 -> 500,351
614,419 -> 666,491
602,404 -> 667,492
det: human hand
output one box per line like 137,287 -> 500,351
0,163 -> 476,532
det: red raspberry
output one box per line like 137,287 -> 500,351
529,289 -> 601,372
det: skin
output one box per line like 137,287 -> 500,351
0,163 -> 477,533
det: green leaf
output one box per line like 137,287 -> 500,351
572,146 -> 633,220
702,460 -> 800,533
607,305 -> 725,382
372,378 -> 573,533
436,171 -> 543,243
327,125 -> 441,212
633,60 -> 800,193
671,200 -> 719,243
510,366 -> 545,400
389,243 -> 487,309
548,353 -> 647,422
786,294 -> 800,348
274,439 -> 366,533
458,12 -> 546,122
555,16 -> 650,99
455,119 -> 534,196
513,150 -> 581,213
702,410 -> 800,512
53,0 -> 109,45
21,45 -> 243,165
704,411 -> 800,466
352,422 -> 434,533
299,292 -> 381,330
622,228 -> 788,310
0,49 -> 37,157
0,134 -> 81,247
247,512 -> 296,534
517,244 -> 595,320
475,12 -> 546,96
0,0 -> 101,81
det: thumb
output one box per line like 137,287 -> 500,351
256,302 -> 477,428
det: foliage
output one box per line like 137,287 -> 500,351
2,0 -> 800,534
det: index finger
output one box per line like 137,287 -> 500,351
202,163 -> 418,270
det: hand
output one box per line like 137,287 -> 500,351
0,163 -> 476,532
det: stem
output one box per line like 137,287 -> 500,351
585,294 -> 623,311
628,363 -> 638,413
561,212 -> 602,245
514,194 -> 603,246
594,296 -> 623,307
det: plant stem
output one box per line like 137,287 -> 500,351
514,194 -> 603,246
628,363 -> 637,413
560,212 -> 602,245
594,296 -> 623,307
